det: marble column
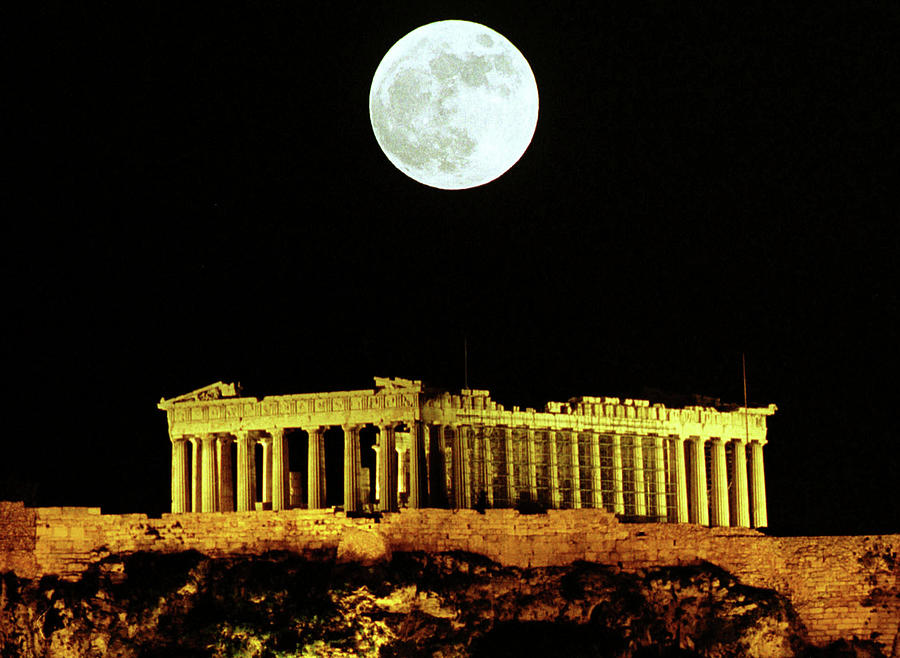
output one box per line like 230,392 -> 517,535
260,437 -> 272,506
709,439 -> 730,527
190,437 -> 201,513
170,436 -> 189,514
731,440 -> 751,528
307,427 -> 324,509
503,427 -> 515,506
236,431 -> 255,512
271,429 -> 287,511
201,435 -> 218,513
378,425 -> 397,512
749,441 -> 769,528
689,437 -> 709,526
611,434 -> 625,514
526,428 -> 538,502
343,425 -> 361,512
409,421 -> 423,508
570,431 -> 582,509
654,436 -> 667,520
217,436 -> 234,513
482,426 -> 494,508
548,430 -> 561,509
452,426 -> 467,509
674,438 -> 689,523
590,431 -> 603,509
633,437 -> 646,516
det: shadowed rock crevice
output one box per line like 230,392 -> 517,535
0,551 -> 891,657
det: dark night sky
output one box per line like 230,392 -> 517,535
5,2 -> 899,535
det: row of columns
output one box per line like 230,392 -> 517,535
444,426 -> 767,528
171,423 -> 416,515
170,424 -> 768,528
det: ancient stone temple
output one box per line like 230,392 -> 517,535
158,377 -> 776,527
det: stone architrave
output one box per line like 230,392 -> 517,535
307,427 -> 324,510
749,441 -> 768,528
170,436 -> 189,514
689,437 -> 709,526
709,439 -> 729,527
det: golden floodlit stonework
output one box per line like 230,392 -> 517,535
158,377 -> 776,528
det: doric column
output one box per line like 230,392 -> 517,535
654,436 -> 667,520
502,427 -> 515,506
201,434 -> 218,513
190,437 -> 201,513
217,435 -> 234,512
235,431 -> 255,512
570,431 -> 582,509
730,440 -> 751,527
343,425 -> 361,512
409,421 -> 424,508
633,437 -> 646,516
170,436 -> 189,514
270,429 -> 287,511
709,439 -> 730,526
548,430 -> 561,509
482,426 -> 494,508
526,428 -> 538,502
611,434 -> 625,514
749,441 -> 768,528
428,424 -> 446,507
689,437 -> 709,525
452,425 -> 467,509
590,431 -> 603,509
259,436 -> 272,506
307,427 -> 324,509
674,437 -> 689,522
377,425 -> 397,512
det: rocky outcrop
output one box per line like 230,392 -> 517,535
2,550 -> 887,657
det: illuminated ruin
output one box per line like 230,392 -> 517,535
158,377 -> 775,528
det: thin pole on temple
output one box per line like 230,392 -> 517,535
464,337 -> 468,389
742,353 -> 750,442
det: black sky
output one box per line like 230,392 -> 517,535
5,2 -> 899,535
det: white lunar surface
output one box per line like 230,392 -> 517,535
369,20 -> 539,190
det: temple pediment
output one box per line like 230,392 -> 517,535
373,376 -> 423,393
158,381 -> 241,407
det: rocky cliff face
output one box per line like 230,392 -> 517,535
0,551 -> 890,657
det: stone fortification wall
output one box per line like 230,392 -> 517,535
1,502 -> 897,652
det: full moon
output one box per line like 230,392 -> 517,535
369,20 -> 539,190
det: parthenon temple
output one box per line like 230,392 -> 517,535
159,378 -> 776,527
